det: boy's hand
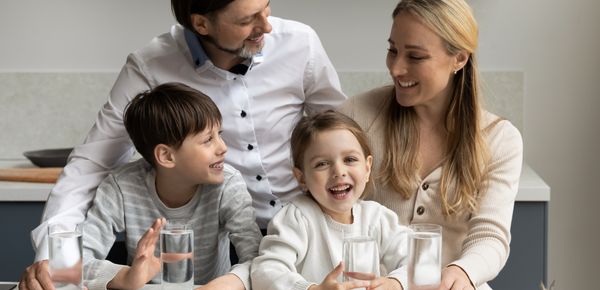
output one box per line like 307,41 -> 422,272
308,262 -> 371,290
19,260 -> 53,290
370,277 -> 403,290
196,274 -> 245,290
108,218 -> 166,289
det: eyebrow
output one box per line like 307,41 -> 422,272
239,0 -> 270,22
388,39 -> 429,52
307,149 -> 363,163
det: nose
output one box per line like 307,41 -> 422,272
388,55 -> 408,77
217,137 -> 228,156
255,6 -> 272,34
331,162 -> 347,179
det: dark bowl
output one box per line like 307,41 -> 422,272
23,148 -> 73,167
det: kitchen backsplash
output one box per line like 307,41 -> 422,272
0,71 -> 522,159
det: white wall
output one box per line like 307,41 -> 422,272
2,0 -> 599,289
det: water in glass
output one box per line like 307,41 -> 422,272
48,231 -> 83,290
161,229 -> 194,290
408,224 -> 442,290
342,227 -> 379,289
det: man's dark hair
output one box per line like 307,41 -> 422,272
124,82 -> 222,166
171,0 -> 236,30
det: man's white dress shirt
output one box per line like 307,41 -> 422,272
32,16 -> 346,261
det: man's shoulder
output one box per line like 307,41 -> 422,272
130,24 -> 186,63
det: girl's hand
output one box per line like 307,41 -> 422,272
437,265 -> 474,290
309,262 -> 371,290
370,277 -> 403,290
197,274 -> 245,290
108,218 -> 166,289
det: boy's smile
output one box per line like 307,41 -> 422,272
171,125 -> 228,186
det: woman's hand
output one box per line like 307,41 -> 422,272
437,265 -> 474,290
370,277 -> 403,290
108,218 -> 166,289
308,262 -> 371,290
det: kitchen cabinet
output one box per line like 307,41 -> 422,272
0,162 -> 550,287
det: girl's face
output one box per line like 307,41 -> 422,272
292,129 -> 372,224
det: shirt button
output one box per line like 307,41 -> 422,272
247,144 -> 254,150
256,175 -> 262,181
417,206 -> 425,215
270,200 -> 276,207
241,110 -> 247,117
422,182 -> 429,190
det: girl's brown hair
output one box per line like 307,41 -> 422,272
381,0 -> 490,218
290,110 -> 374,198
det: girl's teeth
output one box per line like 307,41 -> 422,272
399,81 -> 418,87
209,163 -> 223,168
330,185 -> 350,192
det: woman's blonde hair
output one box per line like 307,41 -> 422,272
381,0 -> 490,218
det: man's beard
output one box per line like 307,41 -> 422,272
201,34 -> 264,59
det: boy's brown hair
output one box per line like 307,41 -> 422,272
124,82 -> 221,166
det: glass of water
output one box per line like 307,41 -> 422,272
342,226 -> 380,287
407,224 -> 442,290
48,222 -> 83,290
161,220 -> 194,290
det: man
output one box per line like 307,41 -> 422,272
20,0 -> 346,289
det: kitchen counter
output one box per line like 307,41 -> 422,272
0,159 -> 550,202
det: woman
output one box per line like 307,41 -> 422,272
337,0 -> 523,289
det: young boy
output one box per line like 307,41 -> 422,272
81,82 -> 262,290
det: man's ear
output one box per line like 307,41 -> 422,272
292,167 -> 308,192
154,144 -> 176,168
190,13 -> 212,36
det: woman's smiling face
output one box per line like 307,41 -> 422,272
386,11 -> 467,110
292,129 -> 372,224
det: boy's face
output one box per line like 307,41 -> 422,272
171,124 -> 228,185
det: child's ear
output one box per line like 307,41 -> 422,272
365,155 -> 373,182
154,144 -> 176,168
292,167 -> 308,192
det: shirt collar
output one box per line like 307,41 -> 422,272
184,28 -> 263,73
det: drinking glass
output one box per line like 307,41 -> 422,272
407,224 -> 442,290
161,220 -> 194,290
48,222 -> 83,290
342,226 -> 380,288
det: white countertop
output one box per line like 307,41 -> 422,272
0,160 -> 550,202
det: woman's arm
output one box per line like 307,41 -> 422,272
449,121 -> 524,287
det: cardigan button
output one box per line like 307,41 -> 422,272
241,110 -> 247,117
422,182 -> 429,191
417,206 -> 425,215
256,175 -> 262,181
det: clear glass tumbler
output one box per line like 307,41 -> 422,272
342,226 -> 380,289
48,222 -> 83,290
407,224 -> 442,290
161,220 -> 194,290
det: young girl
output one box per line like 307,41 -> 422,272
251,110 -> 409,290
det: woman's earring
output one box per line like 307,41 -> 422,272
454,70 -> 458,75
